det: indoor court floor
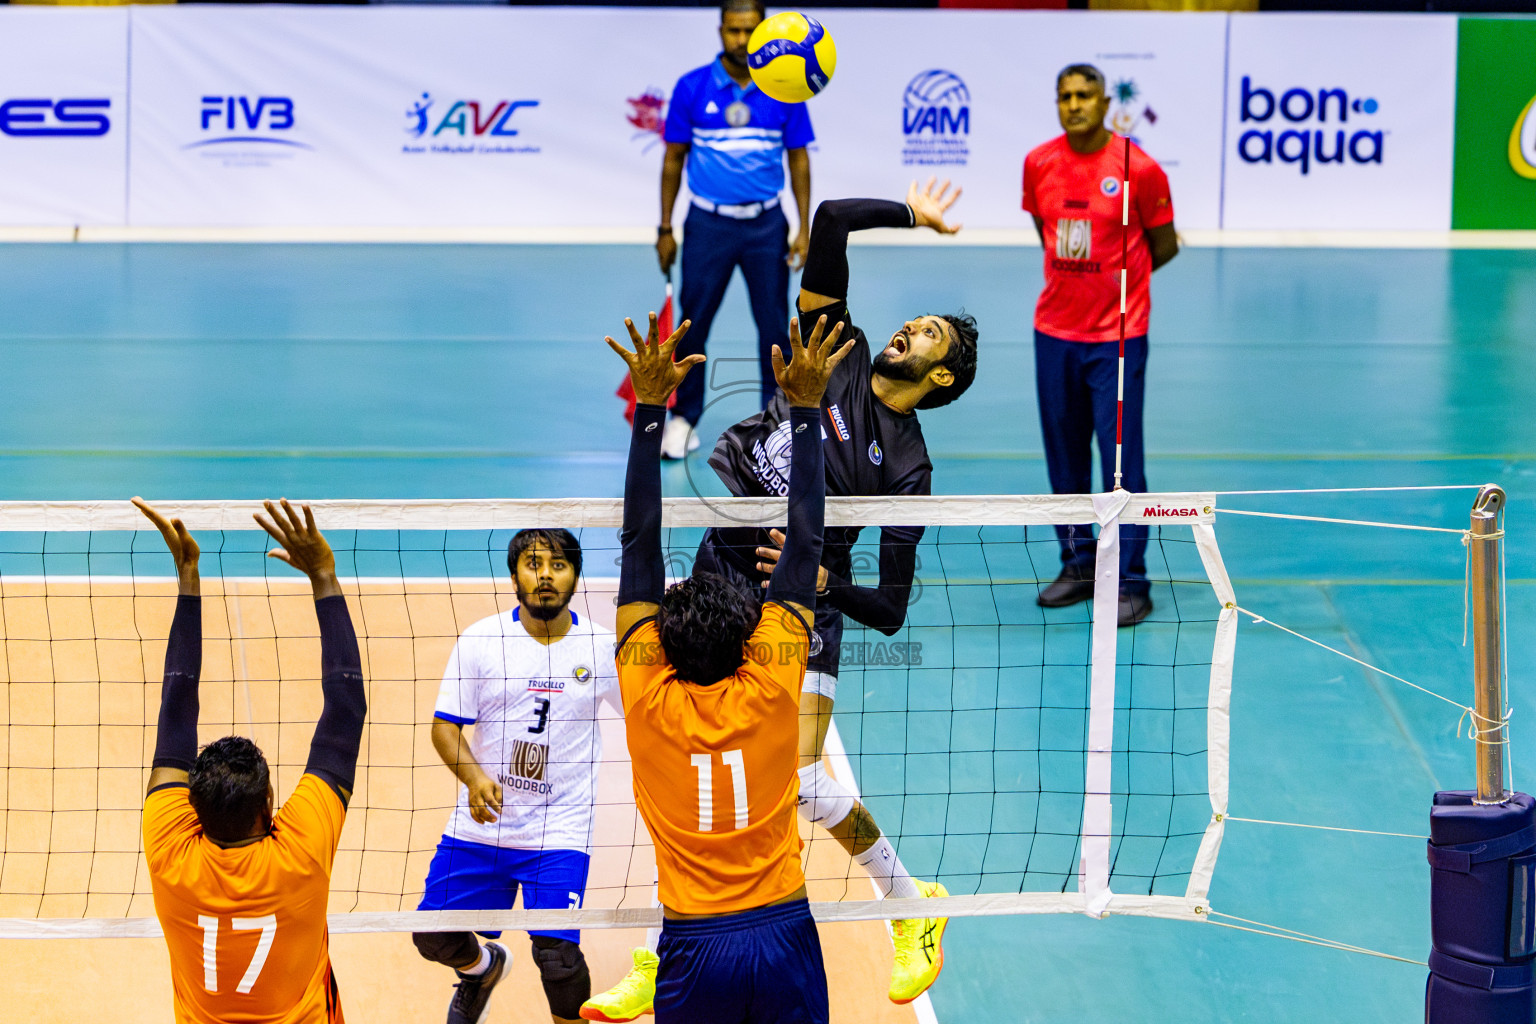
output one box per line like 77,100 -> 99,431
1,239 -> 1534,1022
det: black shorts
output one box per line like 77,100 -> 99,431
656,899 -> 829,1024
694,528 -> 843,675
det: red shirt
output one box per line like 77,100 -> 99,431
1022,134 -> 1174,343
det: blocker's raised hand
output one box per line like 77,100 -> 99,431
254,499 -> 341,599
772,314 -> 854,409
907,176 -> 963,235
133,497 -> 200,595
606,312 -> 701,408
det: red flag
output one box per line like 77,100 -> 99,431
618,279 -> 677,424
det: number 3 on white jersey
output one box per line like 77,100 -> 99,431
689,749 -> 748,832
198,914 -> 277,994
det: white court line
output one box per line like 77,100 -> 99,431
2,225 -> 1534,249
824,722 -> 941,1024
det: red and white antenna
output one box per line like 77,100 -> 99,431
1113,133 -> 1130,493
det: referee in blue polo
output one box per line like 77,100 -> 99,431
655,0 -> 814,460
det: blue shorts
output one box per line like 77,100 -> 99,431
656,899 -> 828,1024
417,835 -> 590,944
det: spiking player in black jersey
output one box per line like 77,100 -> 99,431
715,178 -> 975,1004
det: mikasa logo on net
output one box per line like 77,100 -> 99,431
1143,505 -> 1200,518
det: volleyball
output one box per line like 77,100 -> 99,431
746,12 -> 837,104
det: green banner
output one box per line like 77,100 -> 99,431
1453,18 -> 1536,229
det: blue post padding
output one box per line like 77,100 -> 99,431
1427,791 -> 1536,1024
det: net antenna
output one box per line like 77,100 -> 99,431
1114,132 -> 1130,492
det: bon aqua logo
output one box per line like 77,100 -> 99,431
1510,92 -> 1536,180
1235,76 -> 1384,175
403,92 -> 540,155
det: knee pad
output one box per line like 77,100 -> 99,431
412,930 -> 480,969
531,935 -> 591,1020
796,761 -> 855,828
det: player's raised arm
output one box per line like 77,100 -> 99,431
254,500 -> 366,806
798,178 -> 963,313
608,314 -> 701,642
763,316 -> 852,626
135,498 -> 203,797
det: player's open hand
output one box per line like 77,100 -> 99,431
606,312 -> 702,408
466,774 -> 503,824
755,528 -> 830,592
907,176 -> 963,235
133,497 -> 200,595
772,314 -> 854,409
254,499 -> 341,600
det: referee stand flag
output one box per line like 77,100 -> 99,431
617,275 -> 677,424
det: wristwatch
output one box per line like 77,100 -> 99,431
657,226 -> 673,237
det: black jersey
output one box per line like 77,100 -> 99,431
707,300 -> 930,616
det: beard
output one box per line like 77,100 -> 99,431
872,346 -> 931,384
516,581 -> 572,621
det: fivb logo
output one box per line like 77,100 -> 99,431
191,96 -> 309,150
1235,76 -> 1384,175
406,92 -> 538,139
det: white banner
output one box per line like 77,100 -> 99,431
0,8 -> 127,226
0,8 -> 1465,232
1221,14 -> 1458,230
127,6 -> 711,227
804,10 -> 1228,232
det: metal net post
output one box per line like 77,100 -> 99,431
1469,484 -> 1508,805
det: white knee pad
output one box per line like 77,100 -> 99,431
796,762 -> 855,829
803,671 -> 838,701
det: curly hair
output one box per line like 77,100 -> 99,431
189,735 -> 271,843
916,311 -> 979,410
657,573 -> 760,686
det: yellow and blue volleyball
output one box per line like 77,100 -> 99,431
747,13 -> 837,104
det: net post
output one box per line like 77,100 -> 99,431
1469,483 -> 1507,805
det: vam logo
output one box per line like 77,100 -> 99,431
1510,93 -> 1536,180
902,69 -> 969,167
191,96 -> 309,150
1235,76 -> 1383,175
0,98 -> 110,137
1107,78 -> 1158,142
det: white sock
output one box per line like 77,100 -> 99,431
458,944 -> 491,976
854,836 -> 920,900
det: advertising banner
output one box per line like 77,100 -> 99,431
0,8 -> 128,226
127,6 -> 713,226
1451,18 -> 1536,230
1221,14 -> 1458,231
803,10 -> 1228,232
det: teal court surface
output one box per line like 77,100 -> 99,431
1,240 -> 1534,1022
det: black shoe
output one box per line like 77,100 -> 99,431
1037,565 -> 1095,608
448,942 -> 509,1024
1118,591 -> 1153,628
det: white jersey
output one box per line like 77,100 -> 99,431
433,607 -> 620,853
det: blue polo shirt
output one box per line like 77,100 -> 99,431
664,56 -> 814,206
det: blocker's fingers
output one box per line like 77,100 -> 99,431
645,310 -> 660,347
941,185 -> 963,212
660,319 -> 692,354
815,321 -> 846,358
265,547 -> 296,568
253,510 -> 285,546
935,178 -> 952,203
605,336 -> 633,361
824,336 -> 858,371
768,528 -> 787,546
278,498 -> 305,537
787,315 -> 804,351
770,344 -> 787,379
623,317 -> 645,348
677,353 -> 706,372
805,314 -> 828,350
924,174 -> 937,195
301,503 -> 318,539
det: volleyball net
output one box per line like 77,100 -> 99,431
0,490 -> 1254,938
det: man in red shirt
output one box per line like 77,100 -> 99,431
1022,63 -> 1179,627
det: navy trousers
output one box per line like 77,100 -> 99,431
675,203 -> 790,425
1034,329 -> 1150,595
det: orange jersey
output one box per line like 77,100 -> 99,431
618,602 -> 808,915
143,774 -> 346,1024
